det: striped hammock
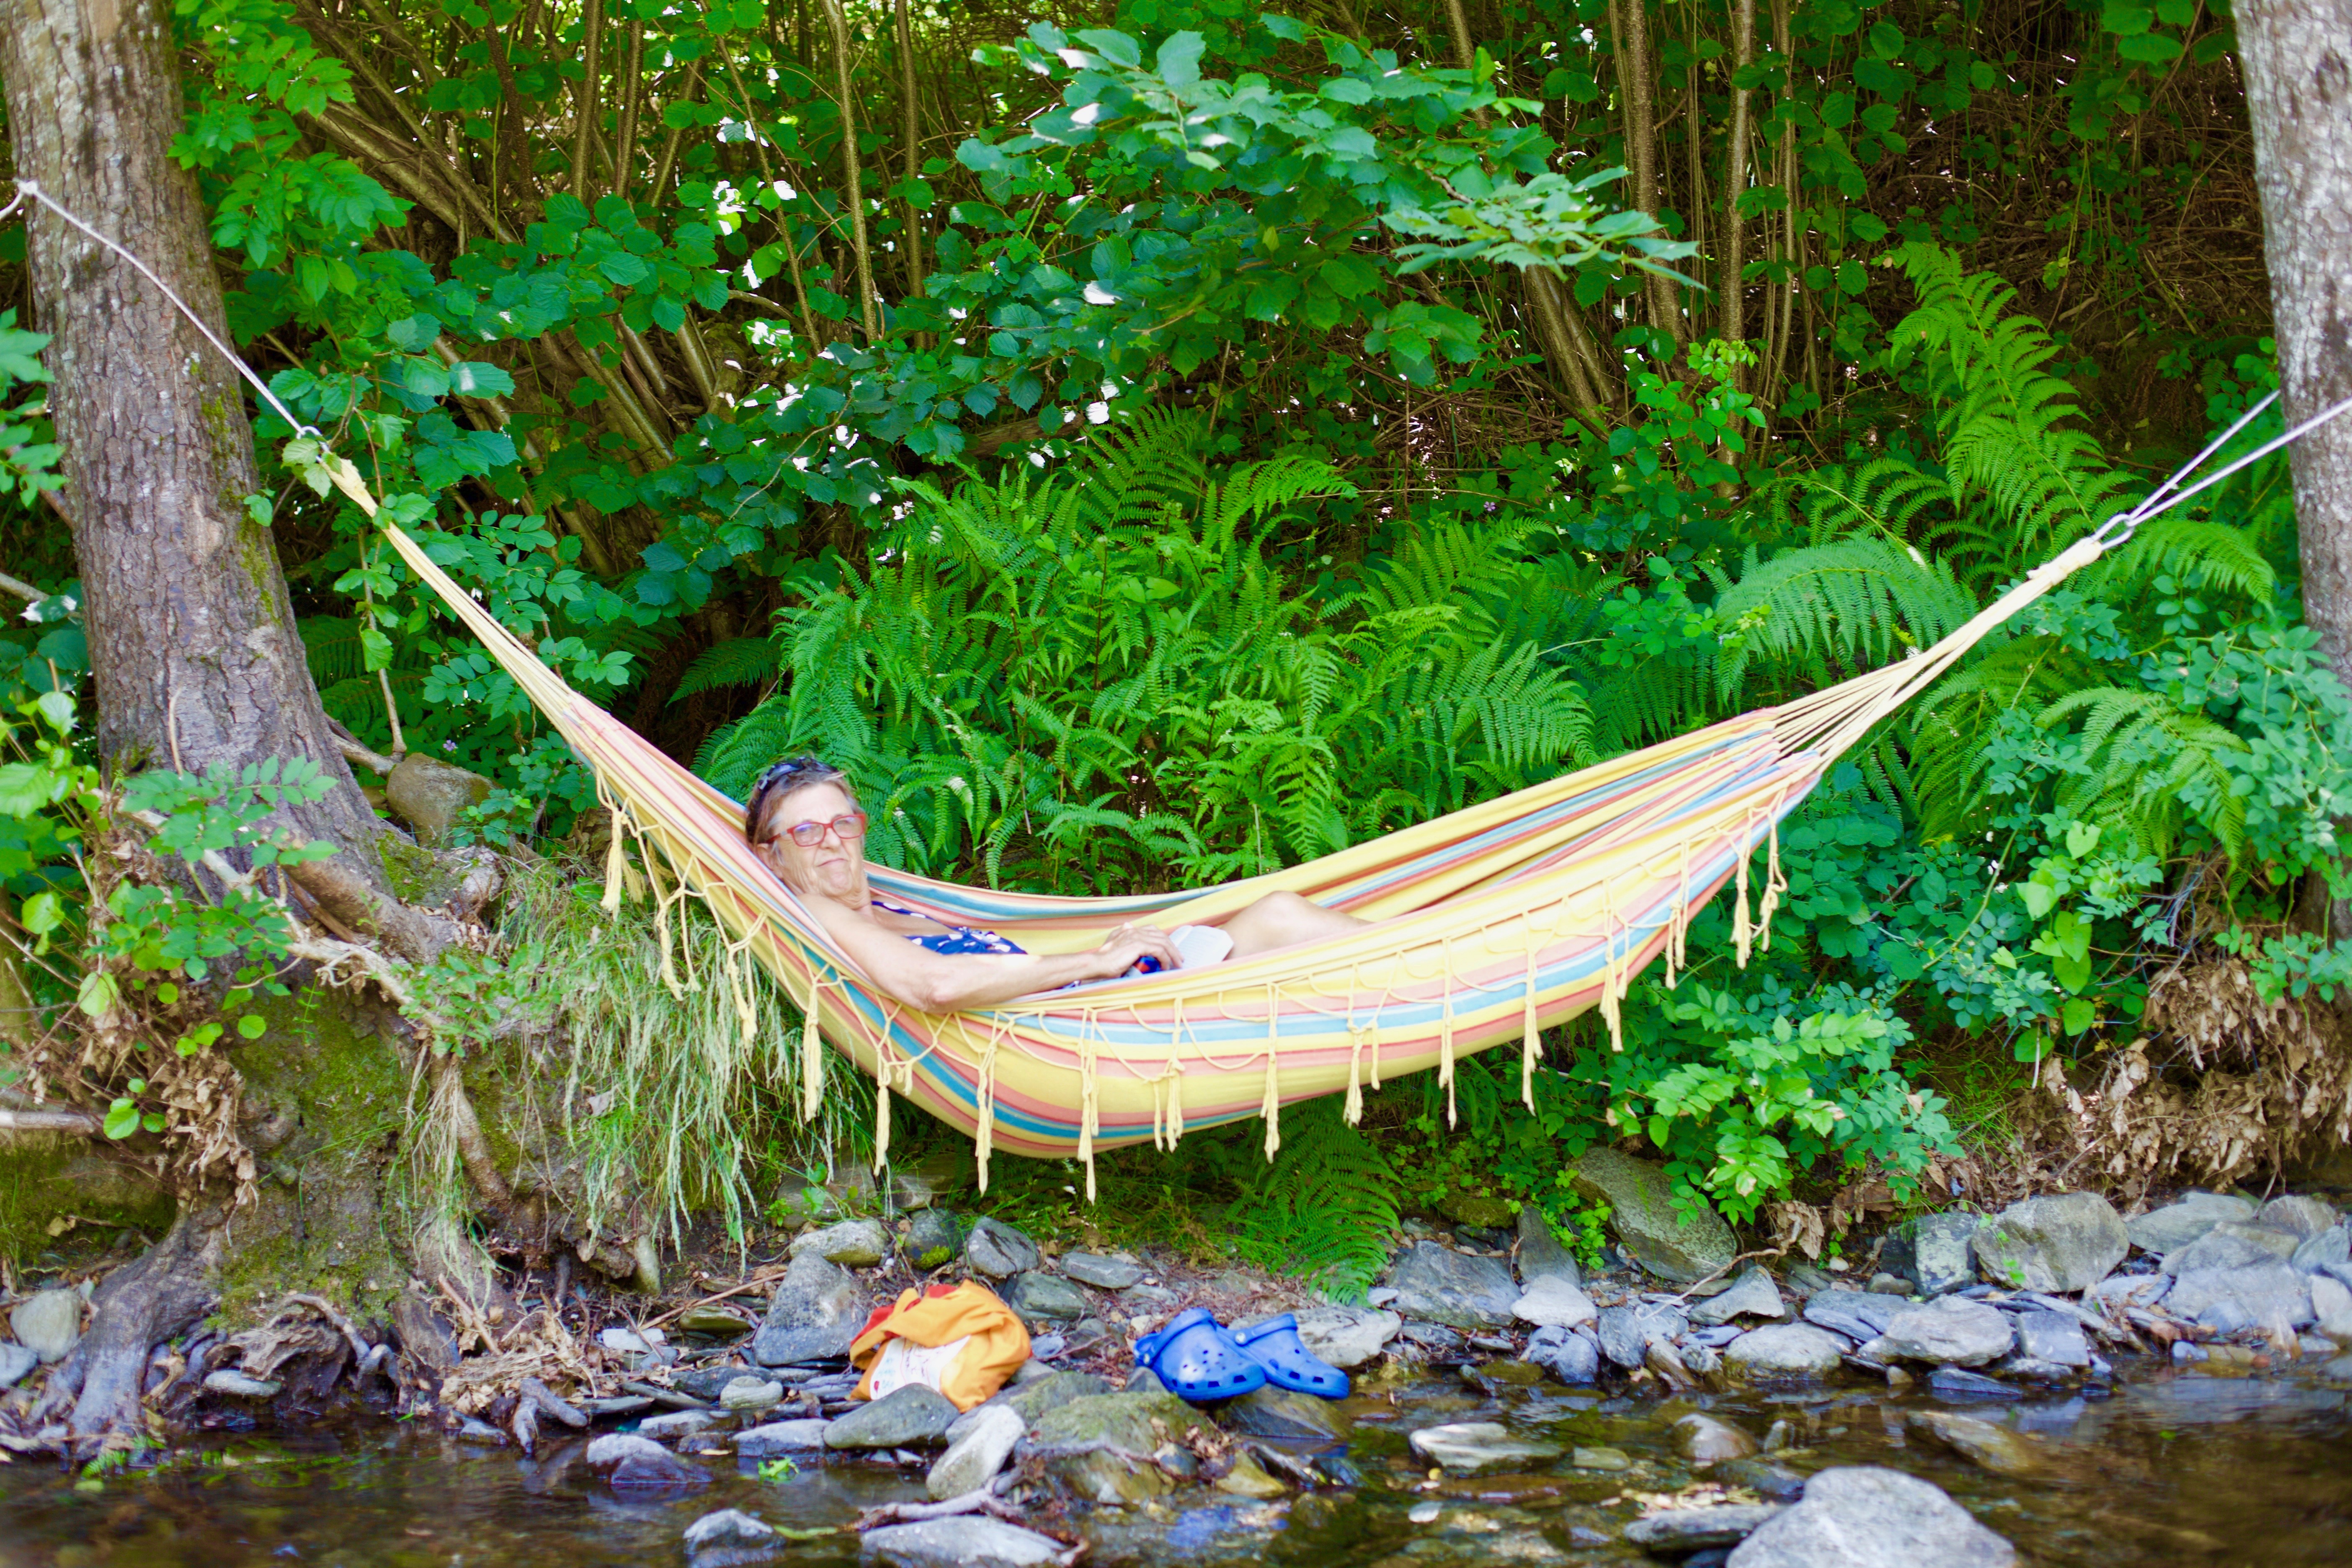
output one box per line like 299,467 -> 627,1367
336,448 -> 2122,1195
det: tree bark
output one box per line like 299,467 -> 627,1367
0,0 -> 383,855
2236,0 -> 2352,684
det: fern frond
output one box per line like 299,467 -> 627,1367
2037,687 -> 2249,865
671,637 -> 781,704
1712,537 -> 1978,700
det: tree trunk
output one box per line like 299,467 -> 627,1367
2236,0 -> 2352,683
0,0 -> 383,855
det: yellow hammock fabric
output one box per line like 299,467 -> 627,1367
326,462 -> 2110,1194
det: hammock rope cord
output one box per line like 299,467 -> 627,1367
26,175 -> 2352,1193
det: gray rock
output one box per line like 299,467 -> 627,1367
790,1219 -> 890,1267
2257,1194 -> 2337,1239
734,1420 -> 832,1456
927,1404 -> 1025,1500
1005,1272 -> 1089,1323
1596,1300 -> 1688,1367
2012,1309 -> 2090,1367
861,1519 -> 1068,1568
1524,1324 -> 1600,1384
1877,1297 -> 2016,1366
1380,1240 -> 1521,1330
1515,1204 -> 1581,1286
720,1378 -> 784,1415
1715,1458 -> 1809,1501
825,1385 -> 960,1449
1568,1147 -> 1737,1282
963,1219 -> 1040,1280
676,1307 -> 755,1338
385,752 -> 493,846
2164,1221 -> 2303,1275
640,1410 -> 720,1439
752,1252 -> 869,1367
2125,1191 -> 2257,1255
1907,1410 -> 2041,1476
1059,1252 -> 1143,1289
1726,1465 -> 2016,1568
1219,1383 -> 1349,1441
2166,1263 -> 2316,1333
1031,1392 -> 1209,1503
2292,1224 -> 2351,1274
1626,1505 -> 1783,1550
1291,1306 -> 1400,1369
2311,1273 -> 2352,1338
902,1210 -> 965,1270
1972,1193 -> 2128,1293
1885,1213 -> 1983,1296
1724,1324 -> 1847,1379
0,1341 -> 38,1388
1407,1421 -> 1563,1472
1692,1266 -> 1787,1326
584,1432 -> 709,1488
202,1369 -> 282,1398
1803,1289 -> 1902,1343
9,1290 -> 80,1364
1675,1412 -> 1758,1461
685,1509 -> 778,1558
1929,1367 -> 2023,1399
456,1417 -> 506,1444
1510,1274 -> 1598,1329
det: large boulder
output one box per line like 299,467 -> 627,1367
2257,1194 -> 2337,1240
1030,1392 -> 1209,1503
751,1252 -> 869,1367
2164,1221 -> 2301,1275
1380,1241 -> 1520,1329
1723,1324 -> 1847,1380
2124,1191 -> 2256,1256
2165,1263 -> 2316,1333
946,1370 -> 1110,1441
1972,1193 -> 2128,1292
384,752 -> 492,846
1569,1148 -> 1736,1282
825,1385 -> 959,1449
1875,1297 -> 2016,1366
1727,1466 -> 2016,1568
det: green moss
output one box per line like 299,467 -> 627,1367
214,985 -> 412,1322
0,1137 -> 178,1270
376,836 -> 460,908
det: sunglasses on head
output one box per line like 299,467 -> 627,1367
765,810 -> 868,848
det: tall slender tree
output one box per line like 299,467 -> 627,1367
2236,0 -> 2352,683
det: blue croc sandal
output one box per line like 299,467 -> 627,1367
1138,1307 -> 1266,1402
1231,1313 -> 1350,1398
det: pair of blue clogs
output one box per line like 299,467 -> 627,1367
1133,1308 -> 1348,1403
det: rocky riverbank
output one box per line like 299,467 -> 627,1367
10,1163 -> 2352,1566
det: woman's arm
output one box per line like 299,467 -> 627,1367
801,901 -> 1181,1011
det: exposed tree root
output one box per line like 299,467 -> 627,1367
30,1202 -> 223,1457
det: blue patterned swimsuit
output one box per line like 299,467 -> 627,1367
872,897 -> 1026,956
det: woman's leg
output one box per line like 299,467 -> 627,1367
1220,890 -> 1369,959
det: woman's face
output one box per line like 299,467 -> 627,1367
756,781 -> 867,900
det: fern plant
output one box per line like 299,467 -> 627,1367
694,411 -> 1597,890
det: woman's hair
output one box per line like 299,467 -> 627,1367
744,756 -> 857,846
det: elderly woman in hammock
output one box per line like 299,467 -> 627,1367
746,757 -> 1367,1011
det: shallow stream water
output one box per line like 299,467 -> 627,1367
4,1360 -> 2350,1567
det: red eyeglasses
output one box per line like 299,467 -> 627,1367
766,810 -> 868,848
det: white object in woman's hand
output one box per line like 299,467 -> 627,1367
1096,923 -> 1180,977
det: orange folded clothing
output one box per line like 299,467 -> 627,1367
848,1280 -> 1031,1410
